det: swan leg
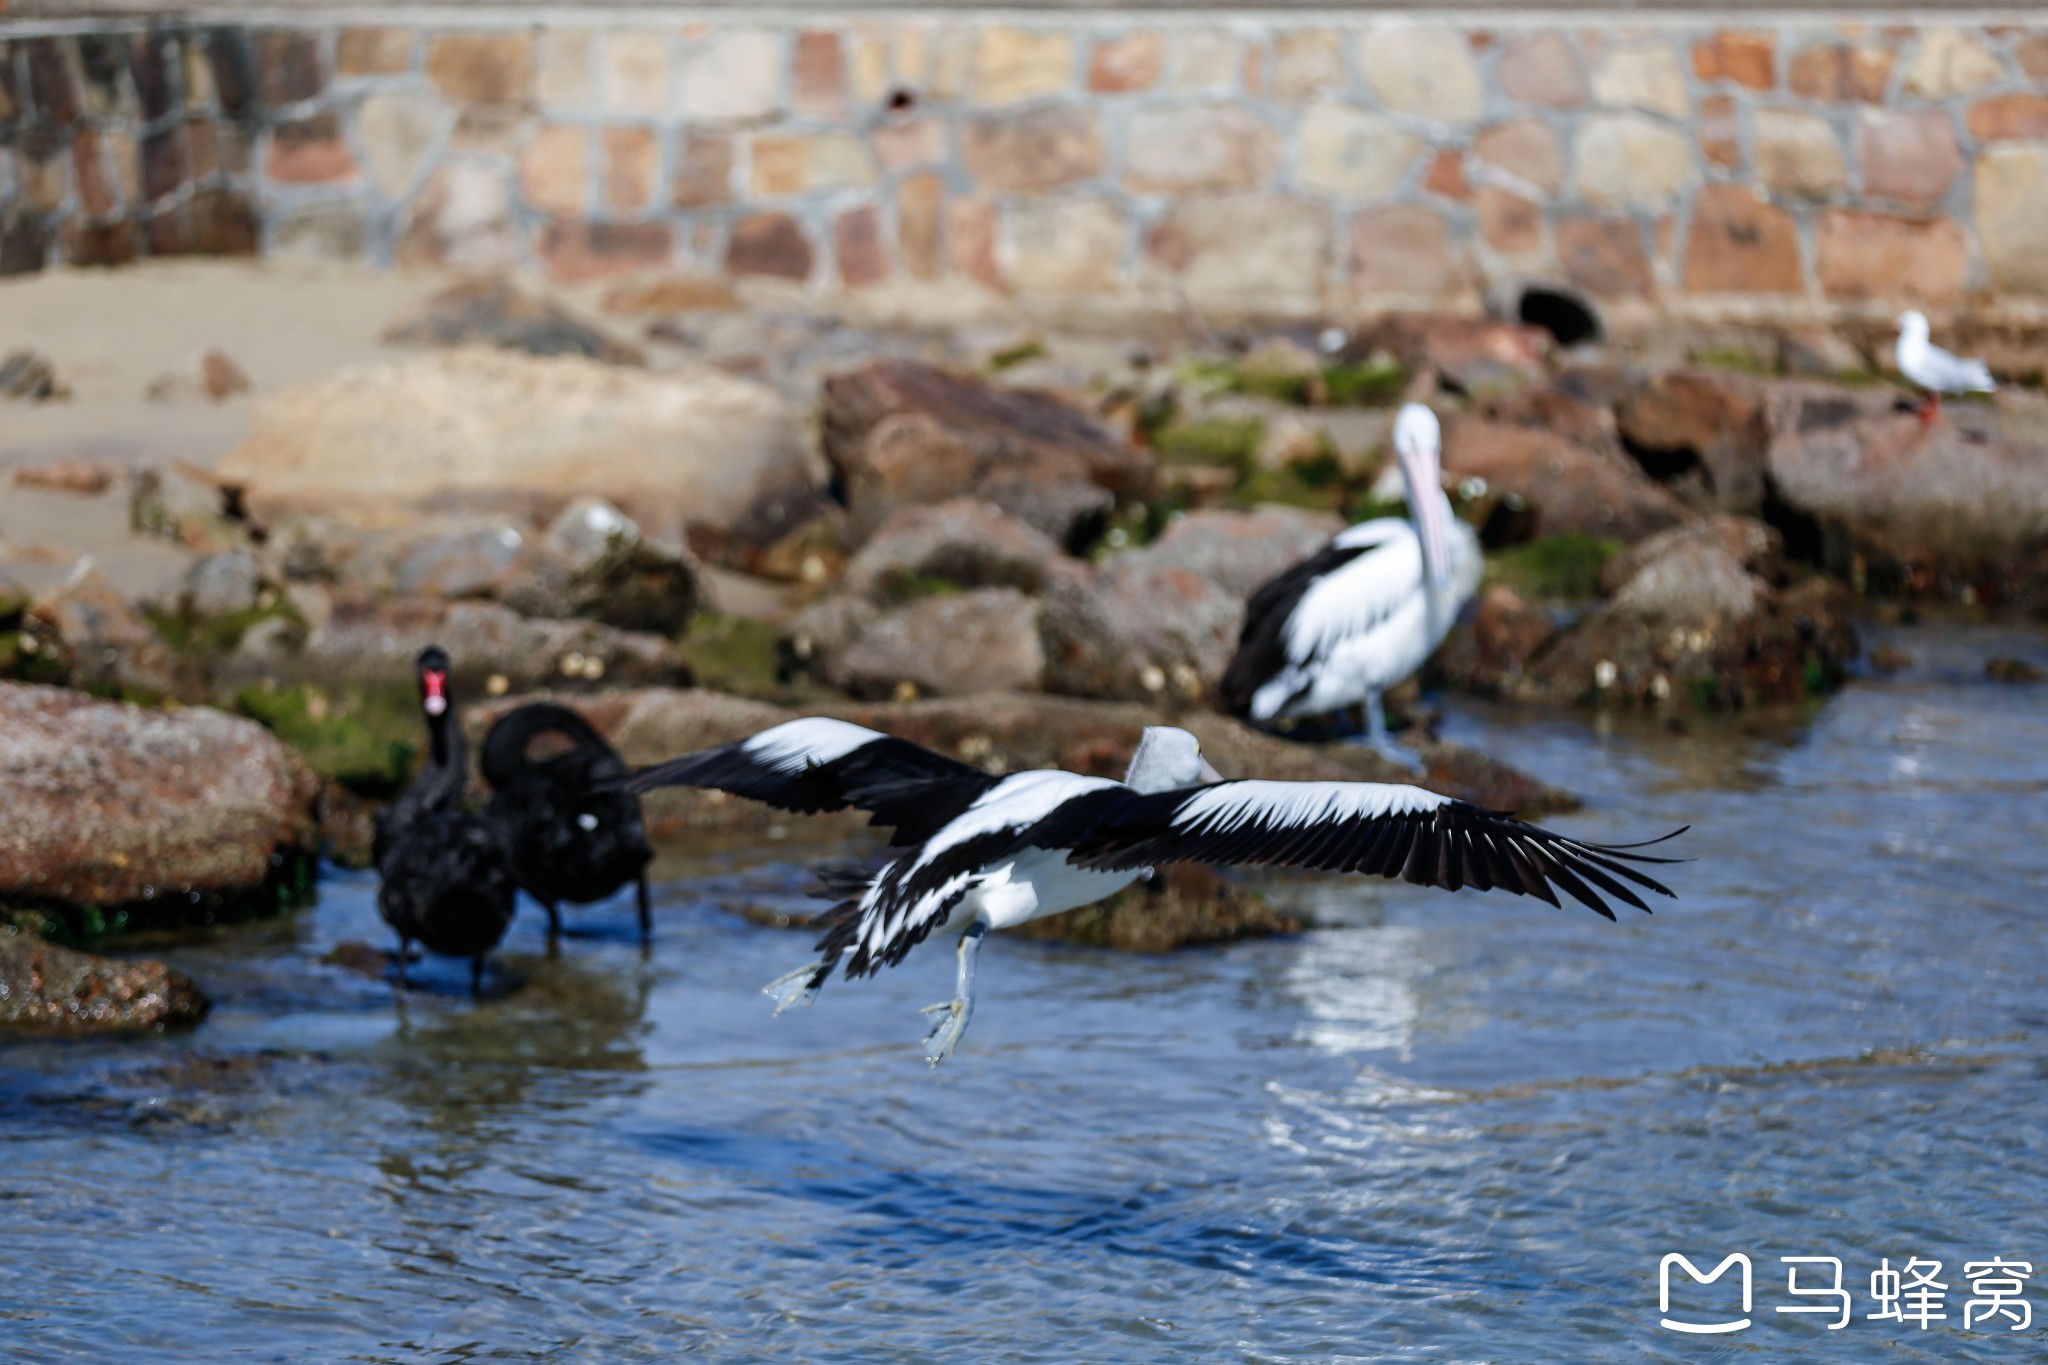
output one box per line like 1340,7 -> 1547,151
921,920 -> 987,1066
543,899 -> 563,939
470,955 -> 486,997
1365,692 -> 1425,772
635,875 -> 653,942
393,937 -> 410,990
763,956 -> 835,1015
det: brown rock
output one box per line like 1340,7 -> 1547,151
27,567 -> 198,700
384,276 -> 645,363
962,107 -> 1106,192
1038,559 -> 1247,703
725,212 -> 813,282
1557,215 -> 1654,296
834,205 -> 886,288
792,31 -> 846,119
1969,95 -> 2048,143
2020,35 -> 2048,80
1422,148 -> 1470,200
1476,186 -> 1542,255
1788,44 -> 1894,102
604,274 -> 738,315
337,27 -> 414,77
11,457 -> 114,494
823,359 -> 1152,546
0,930 -> 208,1036
426,33 -> 532,105
1499,31 -> 1588,107
1976,144 -> 2048,295
898,172 -> 945,280
1124,105 -> 1276,193
0,683 -> 319,909
839,497 -> 1067,602
602,126 -> 658,212
1755,108 -> 1847,199
267,112 -> 355,185
537,221 -> 673,283
672,130 -> 734,208
1473,118 -> 1566,192
1272,29 -> 1346,102
1699,93 -> 1742,170
145,346 -> 254,401
1598,514 -> 1783,595
1682,185 -> 1801,294
1089,33 -> 1163,93
872,115 -> 946,173
1855,109 -> 1962,209
1121,505 -> 1342,598
951,197 -> 1004,292
1354,314 -> 1548,395
1348,205 -> 1464,299
1614,370 -> 1771,514
1816,210 -> 1968,307
1444,418 -> 1694,542
1435,583 -> 1559,695
1691,31 -> 1775,89
834,588 -> 1046,699
397,165 -> 515,271
519,124 -> 589,217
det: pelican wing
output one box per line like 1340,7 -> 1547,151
1219,523 -> 1414,715
1283,527 -> 1424,666
622,717 -> 999,847
1042,780 -> 1682,920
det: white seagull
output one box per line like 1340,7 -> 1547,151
1219,402 -> 1482,767
625,717 -> 1682,1064
1896,310 -> 1994,427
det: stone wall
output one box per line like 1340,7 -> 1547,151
2,14 -> 2046,319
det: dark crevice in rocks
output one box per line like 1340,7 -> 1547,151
1759,472 -> 1827,571
1517,287 -> 1600,348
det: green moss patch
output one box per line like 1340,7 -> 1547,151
675,614 -> 785,697
1486,534 -> 1623,602
234,681 -> 418,797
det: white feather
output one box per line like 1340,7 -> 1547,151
740,717 -> 885,772
1172,780 -> 1448,836
1897,311 -> 1995,395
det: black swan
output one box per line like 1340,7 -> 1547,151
481,702 -> 654,940
374,646 -> 518,994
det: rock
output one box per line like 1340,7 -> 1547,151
382,276 -> 645,365
1434,583 -> 1559,695
1351,313 -> 1549,398
510,688 -> 1578,841
1515,540 -> 1858,709
1986,656 -> 2044,683
226,598 -> 683,693
833,588 -> 1045,699
1613,370 -> 1773,513
145,348 -> 251,402
0,349 -> 66,401
0,683 -> 319,912
11,457 -> 115,495
1764,396 -> 2048,604
838,498 -> 1065,603
213,348 -> 817,571
1038,557 -> 1244,703
603,274 -> 741,315
129,462 -> 236,551
541,497 -> 638,565
1442,417 -> 1694,543
1010,864 -> 1303,951
1121,506 -> 1342,597
822,360 -> 1151,548
27,567 -> 197,700
178,548 -> 269,619
507,532 -> 703,636
1868,644 -> 1913,673
0,929 -> 209,1036
1599,514 -> 1784,595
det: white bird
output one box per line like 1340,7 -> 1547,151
1896,310 -> 1994,428
625,717 -> 1682,1064
1219,403 -> 1483,768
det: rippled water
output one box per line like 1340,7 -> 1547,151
4,621 -> 2047,1362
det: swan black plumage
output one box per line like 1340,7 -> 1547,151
374,646 -> 518,994
481,702 -> 654,940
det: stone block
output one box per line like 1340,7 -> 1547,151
1145,194 -> 1329,312
604,126 -> 659,213
1359,28 -> 1484,123
1816,209 -> 1967,306
1975,143 -> 2048,294
1682,184 -> 1801,294
951,196 -> 1004,291
835,205 -> 886,287
672,130 -> 732,207
537,221 -> 673,282
725,211 -> 814,281
267,112 -> 355,186
1755,108 -> 1847,199
1574,114 -> 1698,209
793,31 -> 847,118
1967,96 -> 2048,142
1089,33 -> 1162,93
1699,94 -> 1741,170
1473,118 -> 1565,193
255,29 -> 324,107
897,172 -> 945,280
1901,29 -> 2003,98
682,30 -> 783,122
1476,186 -> 1541,256
1423,149 -> 1470,201
750,132 -> 876,197
71,127 -> 119,218
188,187 -> 260,256
1692,31 -> 1774,89
273,201 -> 369,262
1499,31 -> 1586,108
535,28 -> 595,110
426,33 -> 533,106
1349,203 -> 1464,299
603,29 -> 671,116
2019,35 -> 2048,81
398,164 -> 517,270
1855,109 -> 1962,209
1004,196 -> 1126,295
1125,105 -> 1276,193
1556,215 -> 1653,296
1592,44 -> 1690,118
873,116 -> 946,173
357,92 -> 450,198
1788,44 -> 1893,102
973,26 -> 1073,106
520,124 -> 590,217
1272,29 -> 1346,102
337,27 -> 415,77
1169,31 -> 1239,92
1297,102 -> 1420,199
962,107 -> 1105,192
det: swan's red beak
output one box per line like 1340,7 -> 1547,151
421,669 -> 449,717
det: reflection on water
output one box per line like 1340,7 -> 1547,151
2,620 -> 2045,1361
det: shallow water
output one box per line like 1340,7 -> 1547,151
5,620 -> 2047,1362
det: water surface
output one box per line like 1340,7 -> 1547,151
4,621 -> 2046,1362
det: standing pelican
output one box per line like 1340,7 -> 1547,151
1219,402 -> 1482,766
624,718 -> 1681,1064
1896,310 -> 1994,428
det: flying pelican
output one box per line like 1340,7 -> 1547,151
1896,310 -> 1994,428
625,718 -> 1682,1064
1219,402 -> 1482,767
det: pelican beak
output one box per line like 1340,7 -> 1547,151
1197,759 -> 1224,785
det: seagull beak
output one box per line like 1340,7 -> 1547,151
1197,759 -> 1224,785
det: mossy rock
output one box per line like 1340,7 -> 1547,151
1154,415 -> 1266,469
1486,534 -> 1623,603
567,534 -> 701,636
233,680 -> 418,797
1319,358 -> 1408,407
675,614 -> 785,697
